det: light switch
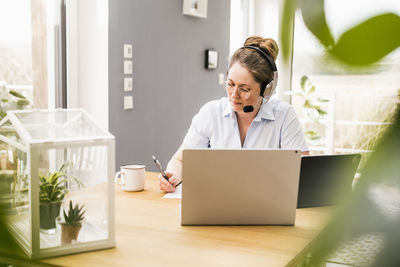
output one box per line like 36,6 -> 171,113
124,60 -> 133,74
124,96 -> 133,110
124,78 -> 133,92
124,44 -> 133,58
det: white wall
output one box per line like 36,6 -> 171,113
67,0 -> 108,131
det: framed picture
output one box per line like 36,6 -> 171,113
182,0 -> 208,18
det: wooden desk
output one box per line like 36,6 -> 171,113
42,172 -> 332,267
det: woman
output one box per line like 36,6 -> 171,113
159,36 -> 309,192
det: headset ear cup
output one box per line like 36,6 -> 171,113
271,71 -> 278,94
263,71 -> 278,99
263,82 -> 273,98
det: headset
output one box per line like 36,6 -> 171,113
242,45 -> 278,100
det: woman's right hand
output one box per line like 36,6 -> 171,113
158,172 -> 179,192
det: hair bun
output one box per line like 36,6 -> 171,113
244,36 -> 279,61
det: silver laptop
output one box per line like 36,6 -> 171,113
181,149 -> 301,225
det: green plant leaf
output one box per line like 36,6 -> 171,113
299,0 -> 335,48
48,171 -> 63,183
304,100 -> 312,108
63,200 -> 85,223
309,85 -> 316,94
59,161 -> 73,173
317,97 -> 330,102
39,162 -> 83,204
71,175 -> 84,189
17,99 -> 30,106
280,0 -> 296,62
63,210 -> 69,221
300,75 -> 308,91
8,89 -> 25,99
330,13 -> 400,66
305,130 -> 321,140
0,111 -> 6,119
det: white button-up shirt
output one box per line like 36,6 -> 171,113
183,97 -> 308,151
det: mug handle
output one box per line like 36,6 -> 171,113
115,171 -> 125,186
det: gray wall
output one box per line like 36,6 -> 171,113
109,0 -> 231,171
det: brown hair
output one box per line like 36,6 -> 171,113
228,36 -> 279,91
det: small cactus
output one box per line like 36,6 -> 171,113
63,200 -> 85,226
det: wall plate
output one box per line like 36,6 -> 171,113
124,44 -> 133,58
124,78 -> 133,92
124,95 -> 133,110
124,60 -> 133,74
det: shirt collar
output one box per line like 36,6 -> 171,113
223,98 -> 233,117
254,99 -> 275,121
222,97 -> 275,121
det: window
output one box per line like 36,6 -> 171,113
0,0 -> 64,111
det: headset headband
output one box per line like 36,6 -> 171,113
242,46 -> 277,72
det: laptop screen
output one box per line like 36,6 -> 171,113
297,154 -> 361,208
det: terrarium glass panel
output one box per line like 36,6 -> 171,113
37,145 -> 109,249
0,124 -> 30,250
13,110 -> 106,141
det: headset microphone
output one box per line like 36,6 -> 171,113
243,105 -> 254,113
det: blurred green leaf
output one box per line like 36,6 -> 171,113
309,104 -> 322,112
317,97 -> 330,102
1,98 -> 8,103
305,130 -> 321,140
300,75 -> 308,90
0,213 -> 19,256
17,99 -> 30,107
305,130 -> 317,135
309,85 -> 316,94
9,90 -> 25,99
316,109 -> 327,115
280,0 -> 296,61
283,1 -> 400,67
299,0 -> 334,48
330,13 -> 400,66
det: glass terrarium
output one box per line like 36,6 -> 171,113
0,109 -> 115,259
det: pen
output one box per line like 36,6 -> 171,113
152,155 -> 168,180
152,155 -> 182,188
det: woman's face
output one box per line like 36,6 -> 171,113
225,62 -> 262,113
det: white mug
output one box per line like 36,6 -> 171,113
115,164 -> 146,191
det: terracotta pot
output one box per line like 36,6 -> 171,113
61,223 -> 82,244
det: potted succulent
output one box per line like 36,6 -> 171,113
59,200 -> 85,244
39,161 -> 83,231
